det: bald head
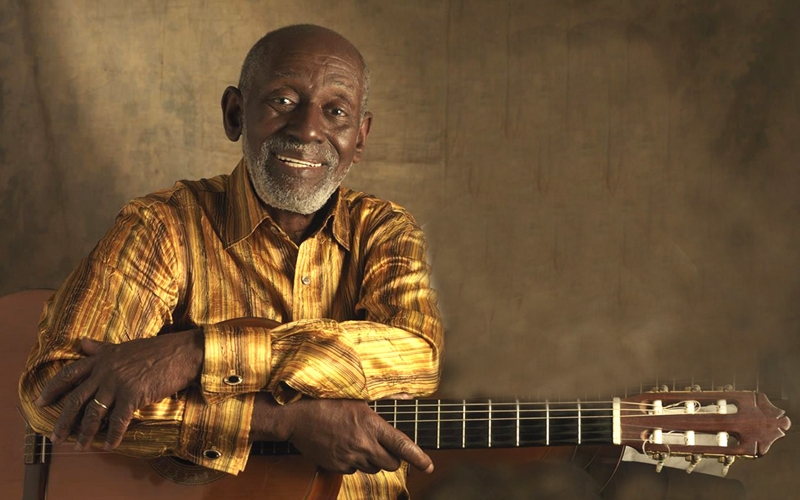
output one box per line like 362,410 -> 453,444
238,24 -> 371,117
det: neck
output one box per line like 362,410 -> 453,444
370,398 -> 614,450
250,397 -> 615,456
263,190 -> 338,245
266,205 -> 319,244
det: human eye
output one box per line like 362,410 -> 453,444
271,96 -> 294,106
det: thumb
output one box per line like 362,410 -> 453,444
80,337 -> 106,355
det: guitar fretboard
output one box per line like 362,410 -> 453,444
251,398 -> 614,456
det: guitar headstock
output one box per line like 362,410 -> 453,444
616,388 -> 791,475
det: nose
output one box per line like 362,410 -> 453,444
285,102 -> 325,144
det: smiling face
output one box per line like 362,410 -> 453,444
233,26 -> 372,215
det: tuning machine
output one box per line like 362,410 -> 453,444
719,455 -> 736,476
685,454 -> 702,474
651,451 -> 667,473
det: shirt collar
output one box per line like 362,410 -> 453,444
224,159 -> 351,251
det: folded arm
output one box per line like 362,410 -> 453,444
19,198 -> 443,475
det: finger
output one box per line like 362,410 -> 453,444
35,358 -> 92,406
80,337 -> 106,355
365,446 -> 402,472
378,425 -> 433,473
103,404 -> 135,450
50,384 -> 94,444
354,460 -> 382,475
76,394 -> 112,451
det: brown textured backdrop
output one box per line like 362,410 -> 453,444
2,0 -> 799,497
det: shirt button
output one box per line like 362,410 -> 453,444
301,275 -> 311,285
224,374 -> 243,386
203,449 -> 221,459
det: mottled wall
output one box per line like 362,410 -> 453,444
2,0 -> 799,497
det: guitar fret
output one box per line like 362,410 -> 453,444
393,400 -> 397,428
545,400 -> 550,446
414,400 -> 419,444
577,400 -> 582,445
462,399 -> 466,449
515,399 -> 520,447
436,400 -> 441,449
488,399 -> 492,448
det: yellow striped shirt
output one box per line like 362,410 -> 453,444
19,160 -> 443,499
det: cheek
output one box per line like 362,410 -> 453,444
331,129 -> 360,160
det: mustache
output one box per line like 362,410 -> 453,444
263,135 -> 338,166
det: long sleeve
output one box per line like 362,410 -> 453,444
18,198 -> 187,460
18,194 -> 259,474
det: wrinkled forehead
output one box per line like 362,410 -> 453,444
262,31 -> 365,90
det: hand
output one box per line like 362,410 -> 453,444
35,330 -> 204,451
253,396 -> 434,475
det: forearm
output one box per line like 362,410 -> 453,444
267,319 -> 440,403
249,392 -> 292,442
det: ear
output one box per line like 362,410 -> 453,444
352,111 -> 373,164
221,86 -> 244,142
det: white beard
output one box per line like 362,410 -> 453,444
242,126 -> 350,215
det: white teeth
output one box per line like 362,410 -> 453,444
275,154 -> 322,168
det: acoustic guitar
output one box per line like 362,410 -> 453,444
3,290 -> 791,499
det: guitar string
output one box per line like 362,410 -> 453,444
24,422 -> 740,458
22,415 -> 738,458
17,398 -> 742,457
371,400 -> 709,408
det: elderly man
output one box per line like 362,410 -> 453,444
19,24 -> 443,499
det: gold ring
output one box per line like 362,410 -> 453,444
92,398 -> 110,410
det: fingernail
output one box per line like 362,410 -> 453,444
425,464 -> 434,474
49,433 -> 59,443
103,442 -> 112,451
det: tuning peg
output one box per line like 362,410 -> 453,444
652,452 -> 666,473
685,454 -> 702,474
720,455 -> 735,477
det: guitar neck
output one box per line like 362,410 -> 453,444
251,398 -> 614,456
370,399 -> 615,450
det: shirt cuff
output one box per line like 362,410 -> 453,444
201,324 -> 271,403
268,319 -> 368,400
179,387 -> 254,474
